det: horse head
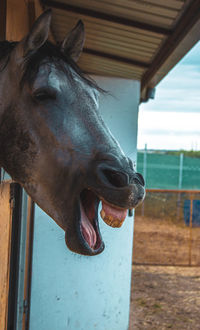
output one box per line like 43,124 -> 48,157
0,10 -> 145,256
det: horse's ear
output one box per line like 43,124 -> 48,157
23,9 -> 52,55
61,20 -> 85,62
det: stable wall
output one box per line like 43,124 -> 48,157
29,77 -> 140,330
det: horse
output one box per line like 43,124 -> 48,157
0,10 -> 145,256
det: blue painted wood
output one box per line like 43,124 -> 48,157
184,200 -> 200,227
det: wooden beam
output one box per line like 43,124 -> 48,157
141,0 -> 200,91
41,0 -> 171,36
0,0 -> 7,40
6,0 -> 29,40
83,48 -> 150,69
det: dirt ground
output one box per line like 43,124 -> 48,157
133,216 -> 200,266
129,216 -> 200,329
129,265 -> 200,329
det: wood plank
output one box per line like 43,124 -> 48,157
44,1 -> 172,34
84,40 -> 154,60
79,53 -> 145,74
0,182 -> 12,330
134,0 -> 184,10
6,0 -> 29,40
55,28 -> 155,63
55,25 -> 160,51
84,37 -> 155,55
52,8 -> 166,39
85,29 -> 161,49
57,0 -> 179,20
83,66 -> 142,80
82,62 -> 143,78
0,0 -> 6,40
53,16 -> 164,46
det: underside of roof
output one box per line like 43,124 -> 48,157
40,0 -> 200,101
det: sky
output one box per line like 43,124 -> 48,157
137,41 -> 200,151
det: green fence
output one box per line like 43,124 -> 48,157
137,151 -> 200,190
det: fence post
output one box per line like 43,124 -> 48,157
178,153 -> 184,190
188,194 -> 193,266
141,144 -> 147,217
177,153 -> 184,221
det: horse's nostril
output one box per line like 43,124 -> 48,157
135,173 -> 145,186
103,169 -> 129,188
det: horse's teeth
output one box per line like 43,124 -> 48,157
100,209 -> 105,220
100,210 -> 124,228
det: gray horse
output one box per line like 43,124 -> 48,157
0,10 -> 145,255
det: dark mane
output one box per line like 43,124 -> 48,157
0,40 -> 104,93
0,41 -> 18,59
0,41 -> 18,71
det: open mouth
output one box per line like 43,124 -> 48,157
79,188 -> 129,253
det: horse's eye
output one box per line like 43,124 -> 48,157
33,89 -> 56,102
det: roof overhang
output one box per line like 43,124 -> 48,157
6,0 -> 200,101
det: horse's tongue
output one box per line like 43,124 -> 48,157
80,204 -> 97,249
100,201 -> 127,228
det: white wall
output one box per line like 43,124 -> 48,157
29,77 -> 140,330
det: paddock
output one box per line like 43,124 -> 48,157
131,193 -> 200,328
130,265 -> 200,329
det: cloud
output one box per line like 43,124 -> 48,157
140,41 -> 200,113
137,41 -> 200,150
137,111 -> 200,150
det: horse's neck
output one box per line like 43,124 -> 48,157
0,44 -> 11,122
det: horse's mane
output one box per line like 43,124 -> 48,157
0,40 -> 104,93
0,41 -> 18,60
0,41 -> 18,71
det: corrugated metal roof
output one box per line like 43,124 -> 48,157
41,0 -> 200,100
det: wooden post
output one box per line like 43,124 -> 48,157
0,182 -> 12,330
177,153 -> 184,221
188,194 -> 193,266
6,0 -> 29,41
0,0 -> 7,40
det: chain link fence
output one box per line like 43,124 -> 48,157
133,151 -> 200,266
133,189 -> 200,267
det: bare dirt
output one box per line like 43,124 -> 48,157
132,216 -> 200,266
129,265 -> 200,329
129,216 -> 200,329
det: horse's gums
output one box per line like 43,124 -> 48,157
0,10 -> 145,255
